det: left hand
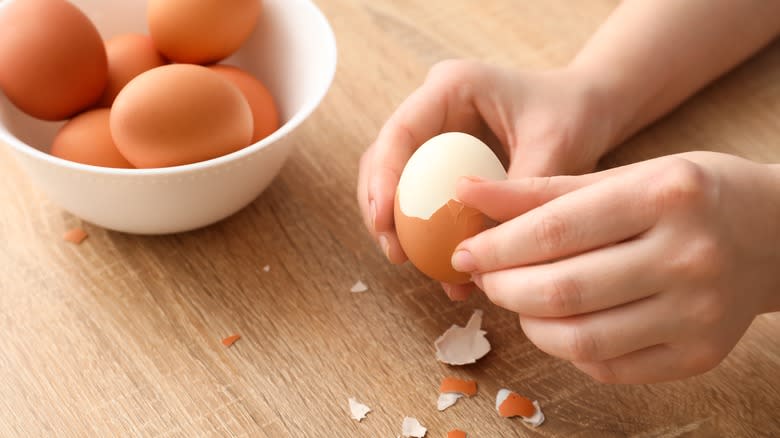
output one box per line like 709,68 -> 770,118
451,152 -> 780,383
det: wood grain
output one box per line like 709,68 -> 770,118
2,0 -> 780,436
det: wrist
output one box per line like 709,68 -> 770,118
560,61 -> 639,157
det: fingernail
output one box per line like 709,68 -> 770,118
379,234 -> 391,260
369,200 -> 377,231
471,274 -> 483,289
462,175 -> 486,183
451,250 -> 477,272
442,283 -> 452,298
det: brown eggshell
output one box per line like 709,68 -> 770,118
97,33 -> 167,107
110,64 -> 253,168
147,0 -> 261,64
0,0 -> 108,120
208,64 -> 280,143
395,194 -> 491,284
50,108 -> 133,168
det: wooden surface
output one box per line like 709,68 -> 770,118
2,0 -> 780,436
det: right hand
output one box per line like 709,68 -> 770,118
357,60 -> 618,300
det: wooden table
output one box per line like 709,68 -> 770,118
2,1 -> 779,436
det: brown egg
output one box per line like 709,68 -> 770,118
395,197 -> 490,284
147,0 -> 261,64
208,64 -> 279,143
97,33 -> 167,107
50,108 -> 133,168
110,64 -> 253,168
0,0 -> 107,121
394,133 -> 507,284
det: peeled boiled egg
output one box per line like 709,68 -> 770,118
110,64 -> 253,168
208,64 -> 280,143
394,132 -> 507,284
50,108 -> 133,169
0,0 -> 108,121
97,33 -> 167,107
147,0 -> 261,64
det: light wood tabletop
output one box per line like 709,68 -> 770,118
2,0 -> 780,436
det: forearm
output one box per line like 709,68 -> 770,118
570,0 -> 780,149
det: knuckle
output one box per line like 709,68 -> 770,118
541,275 -> 582,316
665,235 -> 725,280
564,326 -> 600,362
533,213 -> 571,254
652,159 -> 714,213
688,292 -> 727,328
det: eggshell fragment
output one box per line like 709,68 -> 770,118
50,108 -> 133,168
434,310 -> 491,366
98,33 -> 167,107
436,392 -> 462,412
0,0 -> 108,120
439,377 -> 477,396
447,430 -> 467,438
111,64 -> 253,168
209,64 -> 280,143
221,334 -> 241,347
348,398 -> 371,422
401,417 -> 427,437
350,281 -> 368,293
63,227 -> 88,244
496,389 -> 545,427
394,132 -> 506,284
148,0 -> 261,64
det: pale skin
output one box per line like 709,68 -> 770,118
357,0 -> 780,383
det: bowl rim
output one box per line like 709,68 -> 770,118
0,0 -> 338,176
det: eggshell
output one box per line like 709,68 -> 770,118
0,0 -> 108,120
50,108 -> 133,169
147,0 -> 261,64
97,33 -> 167,107
110,64 -> 253,168
394,132 -> 507,284
208,64 -> 280,143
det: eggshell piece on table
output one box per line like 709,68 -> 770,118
111,64 -> 253,168
434,309 -> 491,366
50,108 -> 133,168
208,64 -> 280,143
440,377 -> 477,396
495,388 -> 545,427
448,430 -> 467,438
0,0 -> 108,120
394,132 -> 507,284
63,227 -> 88,244
147,0 -> 261,64
97,33 -> 167,107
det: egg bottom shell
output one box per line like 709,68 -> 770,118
394,194 -> 491,284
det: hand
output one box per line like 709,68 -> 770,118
357,60 -> 617,300
451,152 -> 780,383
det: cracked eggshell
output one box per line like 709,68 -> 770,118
394,132 -> 507,284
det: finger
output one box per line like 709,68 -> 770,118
453,167 -> 659,273
572,344 -> 697,384
474,237 -> 664,317
519,294 -> 679,363
442,282 -> 475,301
456,174 -> 599,222
457,160 -> 660,224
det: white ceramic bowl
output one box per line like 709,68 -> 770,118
0,0 -> 337,234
